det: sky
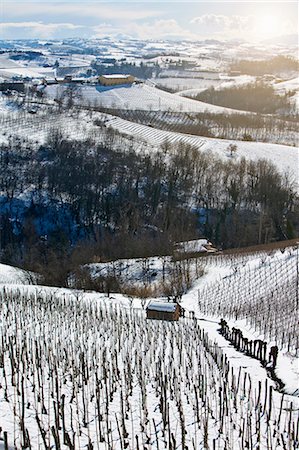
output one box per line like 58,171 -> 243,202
0,1 -> 298,42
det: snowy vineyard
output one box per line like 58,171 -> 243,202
0,108 -> 107,147
0,288 -> 298,449
195,248 -> 299,353
0,101 -> 298,184
0,103 -> 206,153
104,115 -> 206,148
0,107 -> 151,158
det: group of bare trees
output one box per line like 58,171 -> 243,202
79,256 -> 205,298
0,116 -> 298,279
98,107 -> 299,146
230,55 -> 298,76
193,82 -> 295,115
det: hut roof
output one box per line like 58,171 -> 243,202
147,302 -> 178,312
101,74 -> 132,79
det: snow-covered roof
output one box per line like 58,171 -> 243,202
175,239 -> 212,254
147,301 -> 178,312
101,74 -> 132,79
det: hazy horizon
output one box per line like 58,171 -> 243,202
0,1 -> 298,43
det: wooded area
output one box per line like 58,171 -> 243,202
193,83 -> 295,114
0,124 -> 297,286
230,55 -> 298,76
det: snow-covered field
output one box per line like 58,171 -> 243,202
181,247 -> 299,390
274,76 -> 299,94
0,53 -> 21,69
0,246 -> 298,448
0,52 -> 89,80
274,76 -> 299,109
45,83 -> 249,114
0,263 -> 35,284
154,74 -> 256,96
88,256 -> 174,289
0,99 -> 297,186
105,115 -> 299,183
154,77 -> 222,93
87,245 -> 299,395
0,66 -> 54,79
0,53 -> 54,79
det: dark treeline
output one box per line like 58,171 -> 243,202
193,83 -> 294,115
230,55 -> 298,76
0,132 -> 298,284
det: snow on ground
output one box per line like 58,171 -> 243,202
88,256 -> 172,288
0,256 -> 298,448
0,66 -> 54,79
154,74 -> 256,96
159,69 -> 221,79
0,93 -> 22,118
0,99 -> 297,186
274,76 -> 299,93
217,74 -> 256,89
180,247 -> 299,395
0,263 -> 36,284
0,53 -> 55,79
0,286 -> 282,448
45,83 -> 249,114
0,107 -> 154,160
274,76 -> 299,110
102,114 -> 206,147
0,104 -> 104,144
0,53 -> 21,69
105,115 -> 299,183
88,245 -> 299,395
88,254 -> 204,297
153,77 -> 223,93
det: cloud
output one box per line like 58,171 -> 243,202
191,14 -> 254,32
191,13 -> 297,41
0,21 -> 85,39
93,19 -> 197,40
3,3 -> 161,22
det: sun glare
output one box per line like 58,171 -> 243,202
255,14 -> 280,38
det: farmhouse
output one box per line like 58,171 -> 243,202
99,74 -> 135,86
146,301 -> 182,321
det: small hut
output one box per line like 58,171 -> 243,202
146,301 -> 181,321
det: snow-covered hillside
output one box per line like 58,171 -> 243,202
154,77 -> 223,93
0,35 -> 298,447
0,53 -> 54,79
155,74 -> 256,96
0,246 -> 298,448
45,83 -> 249,114
274,76 -> 299,109
88,245 -> 299,395
0,100 -> 297,185
181,246 -> 299,393
0,263 -> 35,284
105,115 -> 299,183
